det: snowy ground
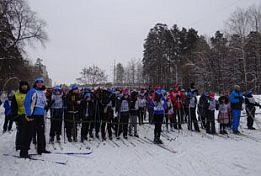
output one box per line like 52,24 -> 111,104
1,97 -> 261,176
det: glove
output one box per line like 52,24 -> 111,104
25,116 -> 34,122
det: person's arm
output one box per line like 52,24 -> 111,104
11,95 -> 18,116
24,89 -> 34,117
3,100 -> 8,109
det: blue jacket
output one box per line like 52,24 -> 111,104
153,98 -> 167,115
3,100 -> 12,116
24,88 -> 47,116
229,90 -> 243,110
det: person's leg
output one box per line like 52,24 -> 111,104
56,112 -> 63,141
192,108 -> 200,131
35,117 -> 47,153
7,115 -> 13,131
101,121 -> 106,140
249,108 -> 255,128
49,117 -> 55,141
107,118 -> 112,139
123,113 -> 129,138
211,113 -> 216,134
232,110 -> 241,132
134,115 -> 138,136
20,119 -> 33,158
165,114 -> 169,131
3,115 -> 8,132
128,115 -> 133,135
246,108 -> 252,128
173,111 -> 178,129
81,118 -> 87,141
177,110 -> 182,129
16,117 -> 24,150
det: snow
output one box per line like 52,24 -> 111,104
1,96 -> 261,176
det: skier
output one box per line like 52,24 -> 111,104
166,96 -> 175,131
65,85 -> 81,142
138,93 -> 146,125
229,85 -> 244,134
49,86 -> 64,143
170,87 -> 183,130
3,93 -> 13,133
244,91 -> 261,130
198,91 -> 209,129
90,88 -> 103,139
80,89 -> 95,142
187,91 -> 200,132
116,89 -> 130,139
104,95 -> 114,140
24,77 -> 50,155
153,89 -> 167,144
129,90 -> 139,137
100,89 -> 113,140
146,91 -> 154,124
218,95 -> 231,134
206,92 -> 218,134
11,81 -> 30,157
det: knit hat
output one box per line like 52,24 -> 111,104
71,85 -> 78,91
35,77 -> 44,83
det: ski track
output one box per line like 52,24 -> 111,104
1,96 -> 261,176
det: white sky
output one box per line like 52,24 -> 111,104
26,0 -> 260,85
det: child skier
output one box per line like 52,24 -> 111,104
49,86 -> 64,143
188,91 -> 200,132
3,94 -> 13,133
129,90 -> 139,137
244,91 -> 261,130
218,95 -> 230,134
153,89 -> 167,144
206,92 -> 218,134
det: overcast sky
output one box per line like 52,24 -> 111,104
27,0 -> 260,85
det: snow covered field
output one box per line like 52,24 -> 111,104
1,98 -> 261,176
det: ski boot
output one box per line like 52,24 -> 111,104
56,135 -> 61,143
49,137 -> 54,144
134,133 -> 139,138
20,150 -> 30,159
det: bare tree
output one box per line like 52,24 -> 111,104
77,65 -> 107,86
247,4 -> 261,33
0,0 -> 48,89
225,7 -> 251,40
1,0 -> 48,50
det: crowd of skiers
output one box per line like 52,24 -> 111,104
1,78 -> 261,159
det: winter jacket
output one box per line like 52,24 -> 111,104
245,96 -> 260,111
51,94 -> 64,109
4,99 -> 12,116
118,97 -> 130,113
229,90 -> 243,110
11,81 -> 30,117
218,103 -> 231,124
207,99 -> 219,111
129,98 -> 139,116
12,92 -> 27,116
80,100 -> 95,118
65,92 -> 81,112
24,88 -> 47,117
189,96 -> 197,108
198,94 -> 208,116
153,99 -> 167,115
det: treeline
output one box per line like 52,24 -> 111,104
142,4 -> 261,93
0,0 -> 48,91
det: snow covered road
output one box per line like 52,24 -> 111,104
0,106 -> 261,176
